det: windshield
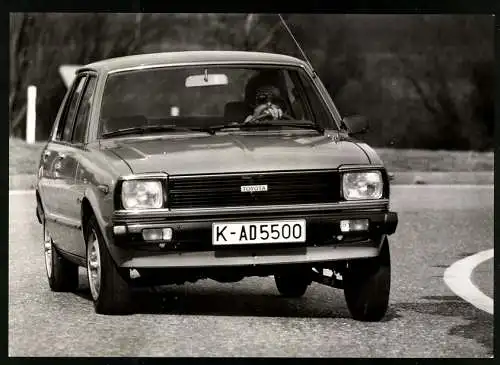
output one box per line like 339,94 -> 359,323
98,65 -> 337,137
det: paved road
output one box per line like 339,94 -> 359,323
9,186 -> 494,357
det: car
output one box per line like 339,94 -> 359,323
35,51 -> 398,320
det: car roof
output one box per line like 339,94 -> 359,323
79,51 -> 309,74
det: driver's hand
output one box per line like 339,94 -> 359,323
254,104 -> 283,120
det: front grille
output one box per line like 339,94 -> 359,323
168,171 -> 340,209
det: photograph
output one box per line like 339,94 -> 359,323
8,12 -> 494,357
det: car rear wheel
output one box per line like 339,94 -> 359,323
43,220 -> 79,292
343,237 -> 391,322
274,271 -> 311,298
85,216 -> 131,315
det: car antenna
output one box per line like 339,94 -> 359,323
277,14 -> 317,78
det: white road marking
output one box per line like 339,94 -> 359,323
444,249 -> 494,314
9,190 -> 35,195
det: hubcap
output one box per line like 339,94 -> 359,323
43,223 -> 52,278
87,230 -> 101,301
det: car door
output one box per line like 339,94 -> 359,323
43,75 -> 87,256
67,74 -> 98,258
37,89 -> 71,218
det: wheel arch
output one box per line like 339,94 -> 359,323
80,189 -> 113,249
80,188 -> 129,285
81,197 -> 94,241
35,189 -> 42,205
35,189 -> 44,224
378,234 -> 388,250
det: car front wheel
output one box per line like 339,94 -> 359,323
85,215 -> 131,315
43,220 -> 79,292
343,237 -> 391,322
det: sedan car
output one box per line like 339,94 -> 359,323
36,51 -> 398,320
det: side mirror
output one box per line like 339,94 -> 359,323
343,115 -> 369,135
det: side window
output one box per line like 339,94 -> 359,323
296,71 -> 335,128
72,76 -> 97,144
56,76 -> 87,142
283,71 -> 305,120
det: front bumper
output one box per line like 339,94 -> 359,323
119,243 -> 381,268
108,203 -> 398,269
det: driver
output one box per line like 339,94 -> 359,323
244,71 -> 286,123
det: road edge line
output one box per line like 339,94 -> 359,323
444,249 -> 494,315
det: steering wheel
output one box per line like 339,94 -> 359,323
242,111 -> 294,126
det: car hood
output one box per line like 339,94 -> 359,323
101,131 -> 372,175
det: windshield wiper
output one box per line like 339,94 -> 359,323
101,124 -> 213,138
208,120 -> 325,134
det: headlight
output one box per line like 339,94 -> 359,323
342,171 -> 383,200
121,180 -> 163,209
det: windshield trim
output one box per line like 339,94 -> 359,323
96,63 -> 341,140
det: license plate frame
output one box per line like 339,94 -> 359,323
212,219 -> 306,246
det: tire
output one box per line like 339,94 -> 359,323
343,237 -> 391,322
85,215 -> 132,315
274,271 -> 311,298
43,219 -> 79,292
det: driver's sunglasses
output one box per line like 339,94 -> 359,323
255,94 -> 282,105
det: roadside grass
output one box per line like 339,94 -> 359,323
8,138 -> 494,176
375,148 -> 494,172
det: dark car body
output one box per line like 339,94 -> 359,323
36,51 -> 398,318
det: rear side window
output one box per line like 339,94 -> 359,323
72,76 -> 97,144
57,76 -> 86,142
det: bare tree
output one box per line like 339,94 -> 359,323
395,15 -> 493,149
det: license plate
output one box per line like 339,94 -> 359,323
212,220 -> 306,245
